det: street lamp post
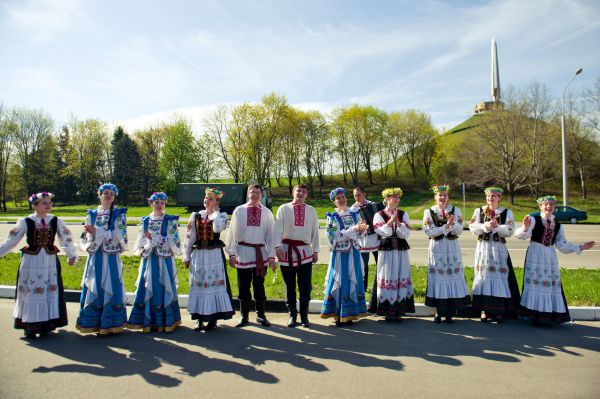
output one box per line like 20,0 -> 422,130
561,67 -> 583,206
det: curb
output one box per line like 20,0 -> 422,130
1,285 -> 598,321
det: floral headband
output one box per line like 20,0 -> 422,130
536,195 -> 556,204
432,185 -> 450,194
29,192 -> 54,204
329,187 -> 345,201
205,187 -> 224,199
98,183 -> 119,196
382,187 -> 403,198
148,192 -> 168,202
484,186 -> 503,195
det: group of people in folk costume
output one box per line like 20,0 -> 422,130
0,181 -> 594,339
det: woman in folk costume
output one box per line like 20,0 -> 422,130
127,192 -> 182,332
0,192 -> 77,338
184,188 -> 234,332
372,187 -> 415,322
423,185 -> 470,324
469,186 -> 520,323
321,187 -> 369,327
76,183 -> 128,335
515,196 -> 594,326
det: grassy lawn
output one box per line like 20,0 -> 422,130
1,253 -> 598,306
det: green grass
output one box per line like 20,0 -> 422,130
1,253 -> 598,306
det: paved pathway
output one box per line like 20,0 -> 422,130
0,299 -> 599,398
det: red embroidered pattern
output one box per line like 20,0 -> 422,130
293,204 -> 306,226
542,219 -> 554,246
247,206 -> 262,227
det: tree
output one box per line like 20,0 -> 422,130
112,126 -> 142,204
195,134 -> 220,183
10,108 -> 55,208
55,125 -> 78,203
298,110 -> 328,192
159,118 -> 200,196
135,126 -> 166,197
0,102 -> 14,211
331,106 -> 364,186
395,110 -> 436,187
204,105 -> 247,183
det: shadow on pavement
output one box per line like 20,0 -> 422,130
25,316 -> 600,388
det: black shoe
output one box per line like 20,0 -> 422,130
205,321 -> 217,331
24,330 -> 37,339
235,317 -> 249,328
385,316 -> 394,323
300,314 -> 310,328
445,316 -> 454,324
256,314 -> 271,327
433,314 -> 442,324
193,320 -> 205,331
395,316 -> 402,323
287,316 -> 297,328
345,320 -> 353,326
335,320 -> 342,327
495,315 -> 504,324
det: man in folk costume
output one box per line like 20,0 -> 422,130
225,184 -> 277,327
274,184 -> 320,328
350,186 -> 383,313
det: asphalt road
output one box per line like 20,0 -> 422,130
0,299 -> 598,399
1,221 -> 599,269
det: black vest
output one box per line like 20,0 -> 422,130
429,206 -> 458,240
193,212 -> 225,250
530,215 -> 560,246
22,217 -> 59,255
477,207 -> 508,243
378,210 -> 410,251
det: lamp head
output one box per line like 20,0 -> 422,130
575,68 -> 583,75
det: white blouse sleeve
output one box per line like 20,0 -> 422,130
515,216 -> 535,240
210,211 -> 228,233
374,212 -> 393,238
56,218 -> 78,260
132,220 -> 146,256
183,213 -> 196,262
80,212 -> 105,251
494,209 -> 515,238
555,225 -> 582,255
469,208 -> 487,236
264,209 -> 276,260
423,209 -> 446,238
0,218 -> 27,258
167,217 -> 183,256
395,212 -> 410,239
450,207 -> 464,236
224,208 -> 239,256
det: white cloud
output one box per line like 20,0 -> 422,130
3,0 -> 83,42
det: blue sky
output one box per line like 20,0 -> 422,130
1,0 -> 599,133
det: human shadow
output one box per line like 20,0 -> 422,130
28,328 -> 278,387
194,316 -> 600,372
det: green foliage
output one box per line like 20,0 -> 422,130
112,126 -> 143,204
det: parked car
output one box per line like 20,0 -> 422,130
529,205 -> 588,224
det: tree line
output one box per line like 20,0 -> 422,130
0,78 -> 599,209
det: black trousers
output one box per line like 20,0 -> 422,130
361,251 -> 379,311
237,267 -> 266,303
280,262 -> 313,316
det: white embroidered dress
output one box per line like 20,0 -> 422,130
469,207 -> 514,299
373,210 -> 413,306
422,206 -> 470,301
0,214 -> 77,324
515,215 -> 581,319
184,210 -> 233,317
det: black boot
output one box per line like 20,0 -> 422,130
299,301 -> 310,327
235,301 -> 250,328
256,301 -> 271,327
193,320 -> 205,331
288,303 -> 298,327
205,320 -> 217,331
